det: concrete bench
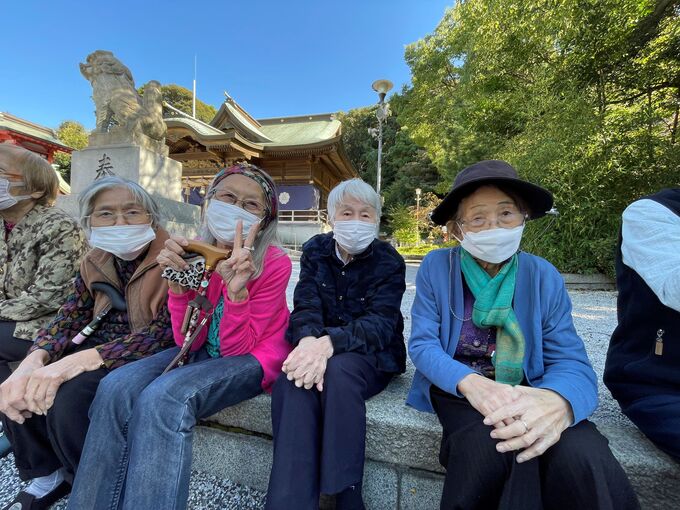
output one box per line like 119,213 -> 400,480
192,360 -> 680,510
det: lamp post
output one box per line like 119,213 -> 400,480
371,79 -> 393,196
415,187 -> 422,246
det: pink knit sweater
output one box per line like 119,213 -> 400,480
167,245 -> 292,392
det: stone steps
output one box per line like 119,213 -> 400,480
192,363 -> 680,510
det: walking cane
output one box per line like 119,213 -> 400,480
71,282 -> 127,344
163,240 -> 231,373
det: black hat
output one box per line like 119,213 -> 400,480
430,160 -> 554,226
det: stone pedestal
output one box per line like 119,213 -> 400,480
57,142 -> 201,238
70,143 -> 182,201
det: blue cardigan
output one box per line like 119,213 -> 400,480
406,247 -> 598,425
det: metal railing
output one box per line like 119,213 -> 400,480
278,209 -> 328,223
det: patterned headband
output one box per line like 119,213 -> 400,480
207,162 -> 278,226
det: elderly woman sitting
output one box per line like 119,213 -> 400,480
69,163 -> 292,510
0,176 -> 174,510
0,145 -> 87,457
266,178 -> 406,510
407,160 -> 639,510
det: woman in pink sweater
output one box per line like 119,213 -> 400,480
69,163 -> 291,510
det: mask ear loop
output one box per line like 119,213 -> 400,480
451,221 -> 465,244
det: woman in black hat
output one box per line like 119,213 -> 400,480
406,160 -> 638,510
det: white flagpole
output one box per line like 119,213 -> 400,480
192,55 -> 197,118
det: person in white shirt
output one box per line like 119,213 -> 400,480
604,189 -> 680,461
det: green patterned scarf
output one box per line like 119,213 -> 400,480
205,295 -> 225,358
460,249 -> 525,385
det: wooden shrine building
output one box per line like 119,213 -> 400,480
0,112 -> 72,163
164,94 -> 358,234
0,112 -> 72,194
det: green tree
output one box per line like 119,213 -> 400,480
337,97 -> 440,228
139,83 -> 217,123
388,205 -> 419,245
399,0 -> 680,275
54,120 -> 89,182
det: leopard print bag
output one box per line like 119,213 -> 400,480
161,255 -> 206,290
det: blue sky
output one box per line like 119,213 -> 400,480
1,0 -> 451,131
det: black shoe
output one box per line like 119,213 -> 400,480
1,481 -> 71,510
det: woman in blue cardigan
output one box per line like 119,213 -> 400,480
407,160 -> 638,510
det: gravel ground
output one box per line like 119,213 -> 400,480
0,261 -> 622,509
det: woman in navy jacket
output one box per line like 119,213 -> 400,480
407,160 -> 638,510
266,178 -> 406,510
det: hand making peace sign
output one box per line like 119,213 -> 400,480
216,219 -> 260,302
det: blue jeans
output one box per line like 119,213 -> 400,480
67,346 -> 263,510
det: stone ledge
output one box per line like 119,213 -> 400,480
205,366 -> 443,473
192,426 -> 445,510
199,362 -> 680,509
561,273 -> 616,290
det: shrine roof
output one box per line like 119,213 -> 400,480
0,112 -> 70,149
258,114 -> 341,146
163,103 -> 224,136
164,99 -> 342,149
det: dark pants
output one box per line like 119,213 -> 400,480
0,320 -> 32,383
616,388 -> 680,461
266,352 -> 392,510
2,367 -> 108,483
430,386 -> 640,510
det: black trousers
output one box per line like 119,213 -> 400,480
0,320 -> 33,384
616,388 -> 680,461
430,386 -> 640,510
265,352 -> 392,510
2,366 -> 108,483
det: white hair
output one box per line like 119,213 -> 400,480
78,176 -> 162,231
327,178 -> 381,224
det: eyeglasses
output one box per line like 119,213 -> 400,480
213,191 -> 265,215
85,209 -> 152,227
459,210 -> 527,230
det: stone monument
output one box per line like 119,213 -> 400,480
58,50 -> 199,235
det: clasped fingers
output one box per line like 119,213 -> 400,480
0,402 -> 29,424
483,394 -> 529,428
25,369 -> 64,415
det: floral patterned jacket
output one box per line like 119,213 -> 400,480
0,204 -> 87,339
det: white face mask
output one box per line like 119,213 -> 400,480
206,200 -> 262,245
333,220 -> 377,255
0,178 -> 31,210
89,224 -> 156,261
456,224 -> 524,264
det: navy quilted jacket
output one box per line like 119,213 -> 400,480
286,232 -> 406,374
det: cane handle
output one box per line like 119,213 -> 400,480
184,240 -> 231,270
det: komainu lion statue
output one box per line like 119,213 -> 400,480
80,50 -> 167,142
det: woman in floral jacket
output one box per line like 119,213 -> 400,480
0,176 -> 174,510
0,144 -> 87,459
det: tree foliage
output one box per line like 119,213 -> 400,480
139,83 -> 217,123
54,120 -> 89,181
389,204 -> 419,245
399,0 -> 680,275
337,98 -> 440,226
388,191 -> 443,246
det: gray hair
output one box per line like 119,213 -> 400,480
198,211 -> 280,280
78,176 -> 162,230
327,178 -> 381,224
